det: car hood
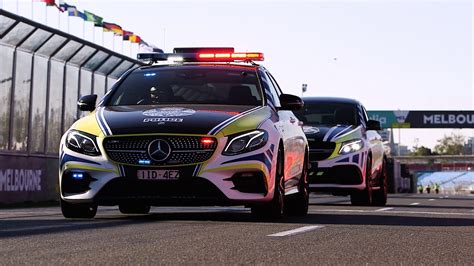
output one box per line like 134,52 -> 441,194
98,104 -> 258,135
302,124 -> 359,142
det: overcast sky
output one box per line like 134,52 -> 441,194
4,0 -> 473,149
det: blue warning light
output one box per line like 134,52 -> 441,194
72,173 -> 84,180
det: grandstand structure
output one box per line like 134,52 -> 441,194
417,171 -> 473,194
393,155 -> 474,194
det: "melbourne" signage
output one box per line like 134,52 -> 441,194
0,169 -> 42,192
368,111 -> 474,128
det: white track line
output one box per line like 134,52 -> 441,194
410,202 -> 420,205
428,199 -> 435,201
268,225 -> 324,237
374,207 -> 393,212
310,209 -> 474,216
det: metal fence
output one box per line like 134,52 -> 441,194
0,9 -> 144,203
0,9 -> 143,157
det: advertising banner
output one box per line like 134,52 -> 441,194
368,111 -> 474,129
0,155 -> 58,204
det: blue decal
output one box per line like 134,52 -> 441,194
60,154 -> 101,169
336,157 -> 350,163
265,149 -> 273,160
352,154 -> 360,164
144,73 -> 156,77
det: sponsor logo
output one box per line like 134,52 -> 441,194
148,139 -> 172,162
143,107 -> 196,117
143,118 -> 184,123
394,110 -> 410,123
0,169 -> 42,192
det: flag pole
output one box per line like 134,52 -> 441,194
58,5 -> 60,30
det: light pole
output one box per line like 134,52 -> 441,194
302,83 -> 307,97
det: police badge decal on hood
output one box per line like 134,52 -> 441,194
99,105 -> 255,135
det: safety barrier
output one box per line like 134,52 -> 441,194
0,9 -> 144,203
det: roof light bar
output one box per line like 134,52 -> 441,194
137,50 -> 264,63
197,52 -> 264,61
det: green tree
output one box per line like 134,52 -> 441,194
433,132 -> 465,155
410,145 -> 433,156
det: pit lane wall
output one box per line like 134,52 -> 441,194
0,10 -> 144,204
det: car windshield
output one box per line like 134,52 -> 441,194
295,102 -> 359,126
107,67 -> 263,106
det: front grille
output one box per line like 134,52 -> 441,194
309,141 -> 336,161
103,135 -> 217,166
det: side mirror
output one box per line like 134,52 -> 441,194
77,94 -> 97,112
279,94 -> 304,110
366,119 -> 381,131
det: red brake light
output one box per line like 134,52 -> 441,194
201,138 -> 215,145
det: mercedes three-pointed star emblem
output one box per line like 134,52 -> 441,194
147,139 -> 171,162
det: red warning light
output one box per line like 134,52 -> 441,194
201,138 -> 215,145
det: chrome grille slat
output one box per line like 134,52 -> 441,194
103,136 -> 217,166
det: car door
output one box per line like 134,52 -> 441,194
266,71 -> 306,187
361,105 -> 383,176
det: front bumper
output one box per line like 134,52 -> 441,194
59,134 -> 277,206
308,150 -> 368,191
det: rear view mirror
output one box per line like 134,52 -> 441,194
77,94 -> 97,112
279,94 -> 304,111
367,119 -> 381,131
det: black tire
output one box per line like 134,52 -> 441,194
119,204 -> 151,214
351,156 -> 372,206
283,153 -> 309,216
61,198 -> 97,219
372,159 -> 388,206
251,148 -> 284,218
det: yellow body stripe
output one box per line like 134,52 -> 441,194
70,111 -> 103,136
217,108 -> 270,137
64,163 -> 118,174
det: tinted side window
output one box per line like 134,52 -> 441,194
267,72 -> 283,95
258,69 -> 281,108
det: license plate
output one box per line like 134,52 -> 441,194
137,170 -> 180,180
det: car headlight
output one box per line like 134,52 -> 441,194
223,130 -> 268,155
66,130 -> 101,156
339,139 -> 364,155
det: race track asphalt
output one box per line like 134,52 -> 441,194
0,193 -> 473,264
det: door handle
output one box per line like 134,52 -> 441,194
290,117 -> 296,124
